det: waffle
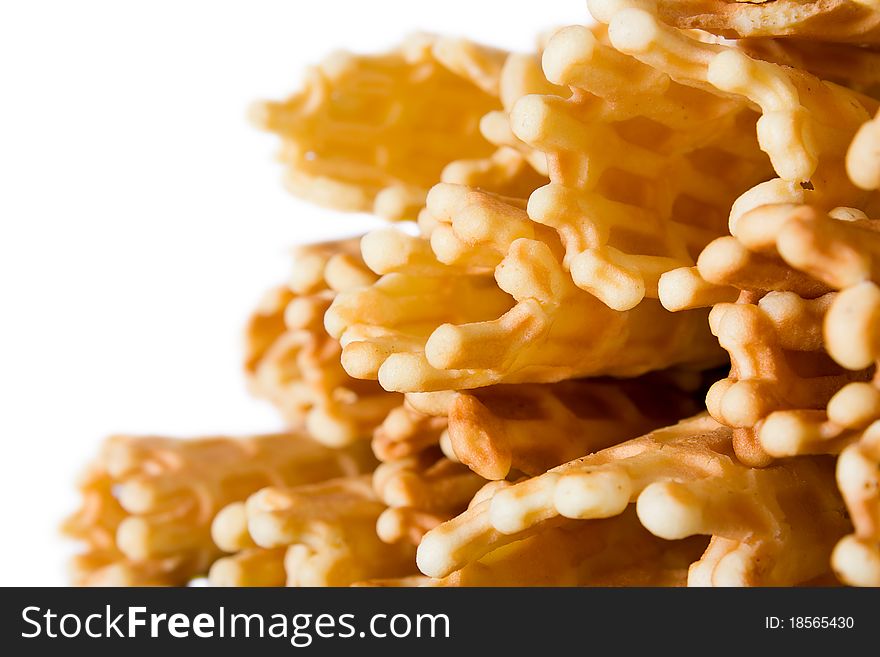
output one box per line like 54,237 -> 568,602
209,476 -> 415,586
595,0 -> 878,224
62,433 -> 375,586
246,238 -> 401,445
824,283 -> 880,585
418,414 -> 848,586
327,204 -> 723,393
205,503 -> 288,586
719,200 -> 880,585
254,33 -> 561,220
662,207 -> 874,464
664,191 -> 880,581
597,0 -> 880,469
516,23 -> 772,311
416,183 -> 548,271
369,507 -> 707,586
368,392 -> 479,546
648,190 -> 880,584
371,401 -> 448,463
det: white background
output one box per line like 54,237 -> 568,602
0,0 -> 586,585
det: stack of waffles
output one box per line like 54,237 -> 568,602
66,1 -> 880,587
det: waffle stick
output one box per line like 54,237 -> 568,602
257,35 -> 558,220
62,433 -> 375,586
209,476 -> 416,586
417,414 -> 848,586
367,506 -> 708,586
246,238 -> 402,446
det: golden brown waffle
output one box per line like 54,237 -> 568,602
724,194 -> 880,586
601,2 -> 880,473
594,0 -> 878,223
255,34 -> 557,220
515,23 -> 772,311
209,476 -> 416,586
664,202 -> 877,466
373,449 -> 485,546
661,194 -> 880,583
245,238 -> 402,446
367,507 -> 707,586
726,203 -> 880,585
730,204 -> 880,291
640,0 -> 880,44
661,210 -> 868,464
326,197 -> 724,392
62,433 -> 376,586
828,391 -> 880,584
205,504 -> 287,586
417,414 -> 848,586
